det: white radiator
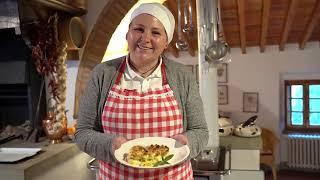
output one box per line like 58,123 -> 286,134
287,134 -> 320,170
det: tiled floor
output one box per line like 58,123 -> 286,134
265,169 -> 320,180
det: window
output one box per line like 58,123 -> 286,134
285,80 -> 320,132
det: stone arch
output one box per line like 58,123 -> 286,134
74,0 -> 138,117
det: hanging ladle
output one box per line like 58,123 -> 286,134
205,40 -> 231,63
176,0 -> 188,51
204,0 -> 231,64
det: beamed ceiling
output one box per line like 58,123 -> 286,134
164,0 -> 320,57
74,0 -> 320,116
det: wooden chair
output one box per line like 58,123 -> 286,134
260,128 -> 279,180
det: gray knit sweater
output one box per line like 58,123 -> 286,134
75,57 -> 208,162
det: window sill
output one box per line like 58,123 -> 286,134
282,129 -> 320,135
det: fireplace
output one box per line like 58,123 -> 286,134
0,28 -> 46,140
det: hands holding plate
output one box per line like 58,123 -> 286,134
171,133 -> 189,145
111,136 -> 127,153
113,136 -> 190,169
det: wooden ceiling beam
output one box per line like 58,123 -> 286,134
237,0 -> 246,54
299,0 -> 320,50
279,0 -> 297,51
260,0 -> 271,52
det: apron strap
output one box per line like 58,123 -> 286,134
114,59 -> 126,85
161,62 -> 168,85
115,58 -> 168,85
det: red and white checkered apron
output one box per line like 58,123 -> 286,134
99,61 -> 193,180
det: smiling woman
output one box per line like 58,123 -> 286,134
126,13 -> 169,77
75,2 -> 208,179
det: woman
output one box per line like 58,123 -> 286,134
75,3 -> 208,179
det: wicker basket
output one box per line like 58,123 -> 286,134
58,16 -> 86,50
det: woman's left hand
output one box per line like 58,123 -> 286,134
171,133 -> 189,145
111,136 -> 127,154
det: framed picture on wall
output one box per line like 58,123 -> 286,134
243,92 -> 259,112
218,85 -> 228,105
217,64 -> 228,83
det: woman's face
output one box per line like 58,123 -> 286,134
126,14 -> 168,64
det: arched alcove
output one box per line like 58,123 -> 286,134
74,0 -> 138,117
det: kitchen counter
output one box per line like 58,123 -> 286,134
220,135 -> 262,150
0,138 -> 95,180
219,135 -> 264,180
196,136 -> 264,180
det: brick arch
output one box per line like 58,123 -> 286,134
74,0 -> 138,117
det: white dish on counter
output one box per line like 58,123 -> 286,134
0,148 -> 42,162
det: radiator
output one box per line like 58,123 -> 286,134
287,134 -> 320,170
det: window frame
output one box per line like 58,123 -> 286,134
284,80 -> 320,133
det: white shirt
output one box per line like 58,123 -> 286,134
120,56 -> 163,93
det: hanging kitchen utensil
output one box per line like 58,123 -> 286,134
205,40 -> 231,63
182,0 -> 194,36
176,0 -> 188,51
204,0 -> 231,64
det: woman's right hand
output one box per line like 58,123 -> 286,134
111,136 -> 127,153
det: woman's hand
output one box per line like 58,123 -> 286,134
111,136 -> 127,153
171,133 -> 189,145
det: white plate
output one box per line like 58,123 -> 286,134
0,148 -> 42,162
114,137 -> 190,169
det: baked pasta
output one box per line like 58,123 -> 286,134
123,144 -> 172,167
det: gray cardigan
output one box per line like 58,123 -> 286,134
75,57 -> 208,162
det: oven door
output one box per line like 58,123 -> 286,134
192,146 -> 231,180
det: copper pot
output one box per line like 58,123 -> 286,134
42,111 -> 66,144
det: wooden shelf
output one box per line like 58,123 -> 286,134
30,0 -> 87,16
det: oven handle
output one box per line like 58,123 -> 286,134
87,158 -> 99,171
223,145 -> 231,175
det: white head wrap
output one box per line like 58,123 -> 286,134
130,3 -> 175,43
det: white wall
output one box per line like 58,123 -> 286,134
167,42 -> 320,164
66,60 -> 79,126
221,43 -> 320,129
219,42 -> 320,164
